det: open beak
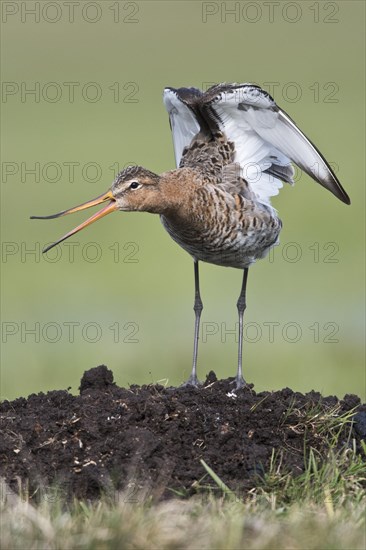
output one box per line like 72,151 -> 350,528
31,190 -> 117,253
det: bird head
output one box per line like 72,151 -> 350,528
111,166 -> 161,212
31,165 -> 161,253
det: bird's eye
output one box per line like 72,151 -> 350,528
129,181 -> 140,190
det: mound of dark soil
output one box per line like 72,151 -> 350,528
1,366 -> 365,502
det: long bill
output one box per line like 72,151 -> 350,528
30,190 -> 117,253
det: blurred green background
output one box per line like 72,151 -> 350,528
1,1 -> 365,400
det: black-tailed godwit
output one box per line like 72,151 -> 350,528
31,83 -> 350,388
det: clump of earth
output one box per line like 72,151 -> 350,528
1,366 -> 365,502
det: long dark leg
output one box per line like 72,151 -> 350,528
236,268 -> 249,389
184,260 -> 203,386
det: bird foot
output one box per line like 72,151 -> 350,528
180,374 -> 202,388
234,376 -> 246,390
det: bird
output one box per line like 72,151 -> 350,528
31,83 -> 350,389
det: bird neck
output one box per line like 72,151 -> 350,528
155,168 -> 202,218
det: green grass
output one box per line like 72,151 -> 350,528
1,482 -> 365,549
1,406 -> 365,549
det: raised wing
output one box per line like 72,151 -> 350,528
202,83 -> 350,204
163,87 -> 202,167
